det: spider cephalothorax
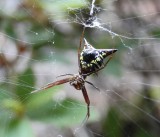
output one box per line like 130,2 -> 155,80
80,38 -> 117,76
69,74 -> 85,90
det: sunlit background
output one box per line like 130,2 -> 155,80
0,0 -> 160,137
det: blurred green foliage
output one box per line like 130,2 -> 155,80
0,0 -> 99,136
1,0 -> 160,137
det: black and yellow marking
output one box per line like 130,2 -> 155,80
80,46 -> 117,75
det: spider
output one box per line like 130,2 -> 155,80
32,28 -> 117,120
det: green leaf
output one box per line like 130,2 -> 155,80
151,28 -> 160,38
28,98 -> 98,127
15,68 -> 35,100
2,99 -> 25,117
27,26 -> 54,47
3,20 -> 17,40
41,0 -> 87,12
26,86 -> 61,110
40,0 -> 87,20
135,128 -> 152,137
0,118 -> 34,137
0,86 -> 13,101
150,87 -> 160,101
103,107 -> 122,137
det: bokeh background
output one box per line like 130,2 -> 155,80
1,0 -> 160,137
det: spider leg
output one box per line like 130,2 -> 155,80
78,27 -> 86,72
56,74 -> 74,78
31,77 -> 72,94
82,86 -> 90,120
85,81 -> 100,91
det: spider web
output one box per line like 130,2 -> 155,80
0,0 -> 160,137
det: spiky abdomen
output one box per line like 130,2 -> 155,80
80,49 -> 106,75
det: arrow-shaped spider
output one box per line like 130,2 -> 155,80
32,28 -> 117,120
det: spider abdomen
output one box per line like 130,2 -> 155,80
80,48 -> 117,75
80,49 -> 105,74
